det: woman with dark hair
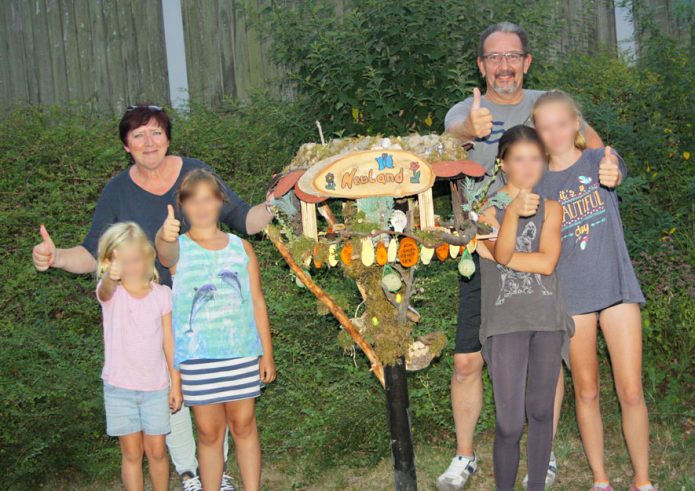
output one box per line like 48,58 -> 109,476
31,104 -> 272,491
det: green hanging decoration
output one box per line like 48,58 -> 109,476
458,249 -> 476,279
381,264 -> 403,292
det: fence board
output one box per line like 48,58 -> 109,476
0,0 -> 688,114
0,0 -> 168,113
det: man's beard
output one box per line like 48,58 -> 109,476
492,71 -> 520,95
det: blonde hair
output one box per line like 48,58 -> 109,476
96,222 -> 159,282
532,89 -> 586,150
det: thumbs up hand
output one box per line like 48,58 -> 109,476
598,146 -> 621,188
32,225 -> 57,271
464,88 -> 494,139
161,205 -> 181,243
107,250 -> 122,282
510,188 -> 541,218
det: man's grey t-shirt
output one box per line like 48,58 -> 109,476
82,157 -> 251,287
445,89 -> 546,177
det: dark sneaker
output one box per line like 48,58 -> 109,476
180,471 -> 203,491
221,473 -> 237,491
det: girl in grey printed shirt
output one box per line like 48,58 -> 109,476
533,90 -> 653,491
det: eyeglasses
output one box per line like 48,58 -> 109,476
126,104 -> 163,112
481,52 -> 527,65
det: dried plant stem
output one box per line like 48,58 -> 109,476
268,228 -> 385,387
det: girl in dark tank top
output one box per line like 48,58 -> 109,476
476,125 -> 573,491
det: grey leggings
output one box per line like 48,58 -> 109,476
487,330 -> 564,491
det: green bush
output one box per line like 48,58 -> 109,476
264,0 -> 563,135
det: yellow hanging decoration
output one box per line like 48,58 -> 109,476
361,238 -> 375,266
327,244 -> 339,267
449,232 -> 461,258
467,236 -> 478,254
420,246 -> 434,265
387,238 -> 398,263
371,316 -> 379,327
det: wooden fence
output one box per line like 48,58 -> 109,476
0,0 -> 689,114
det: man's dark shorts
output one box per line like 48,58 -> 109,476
455,253 -> 482,353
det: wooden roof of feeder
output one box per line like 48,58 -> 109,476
269,134 -> 484,200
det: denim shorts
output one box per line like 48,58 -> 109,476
103,382 -> 171,437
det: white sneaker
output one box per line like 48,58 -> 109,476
436,453 -> 479,491
180,472 -> 203,491
522,451 -> 557,489
221,472 -> 237,491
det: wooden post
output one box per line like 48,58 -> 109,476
301,201 -> 318,240
385,359 -> 417,491
417,189 -> 435,229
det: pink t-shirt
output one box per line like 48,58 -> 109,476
97,282 -> 173,391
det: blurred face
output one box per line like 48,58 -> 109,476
112,243 -> 149,283
124,118 -> 169,170
181,182 -> 223,229
501,141 -> 545,190
477,32 -> 532,96
533,101 -> 581,155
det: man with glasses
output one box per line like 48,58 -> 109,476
437,22 -> 603,491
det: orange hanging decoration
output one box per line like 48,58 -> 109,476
398,237 -> 419,267
313,243 -> 323,269
340,242 -> 353,265
375,242 -> 388,266
436,243 -> 449,262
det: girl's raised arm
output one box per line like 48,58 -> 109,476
97,251 -> 122,302
494,190 -> 541,265
243,239 -> 276,385
155,205 -> 180,268
504,200 -> 562,275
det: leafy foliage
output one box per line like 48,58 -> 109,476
263,0 -> 563,135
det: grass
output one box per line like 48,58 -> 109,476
40,311 -> 693,491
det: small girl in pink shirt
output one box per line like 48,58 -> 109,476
96,222 -> 182,491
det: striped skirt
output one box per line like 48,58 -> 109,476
180,357 -> 261,406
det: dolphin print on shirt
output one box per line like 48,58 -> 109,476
186,284 -> 217,334
217,269 -> 245,302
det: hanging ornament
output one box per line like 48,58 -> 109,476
303,254 -> 312,268
313,243 -> 323,269
361,238 -> 375,266
375,242 -> 388,266
398,237 -> 419,267
395,293 -> 402,304
295,270 -> 310,288
327,244 -> 339,267
371,316 -> 380,327
381,264 -> 403,292
340,242 -> 353,265
466,235 -> 478,254
458,250 -> 476,278
449,231 -> 461,258
390,210 -> 408,233
435,242 -> 449,262
420,246 -> 435,265
387,238 -> 399,262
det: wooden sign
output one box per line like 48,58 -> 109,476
297,150 -> 435,199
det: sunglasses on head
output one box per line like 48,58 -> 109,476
126,104 -> 163,112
